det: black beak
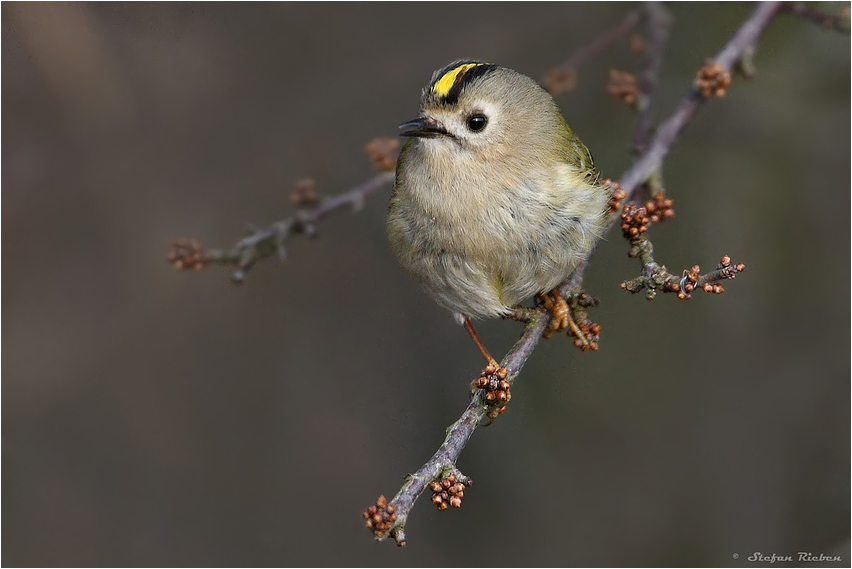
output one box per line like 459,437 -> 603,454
398,116 -> 448,138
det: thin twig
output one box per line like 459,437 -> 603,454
633,2 -> 673,154
168,171 -> 394,283
543,9 -> 642,95
781,2 -> 851,33
617,197 -> 745,300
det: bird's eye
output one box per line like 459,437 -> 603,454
466,114 -> 488,133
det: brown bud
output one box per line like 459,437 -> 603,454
429,481 -> 442,492
367,505 -> 377,516
703,283 -> 713,293
484,363 -> 498,376
365,519 -> 374,529
496,367 -> 508,380
545,67 -> 577,96
720,255 -> 731,266
473,377 -> 488,389
573,338 -> 584,348
290,178 -> 320,206
498,380 -> 510,392
606,69 -> 638,105
437,501 -> 448,511
735,263 -> 745,272
495,390 -> 508,404
431,494 -> 443,505
629,33 -> 645,54
372,513 -> 382,524
376,495 -> 387,507
449,496 -> 462,508
364,137 -> 400,171
713,285 -> 724,294
695,62 -> 731,98
485,392 -> 496,402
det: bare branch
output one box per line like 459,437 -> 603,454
168,171 -> 394,284
373,309 -> 551,546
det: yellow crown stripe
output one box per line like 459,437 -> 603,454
431,63 -> 482,98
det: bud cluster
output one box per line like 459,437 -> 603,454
677,264 -> 702,300
716,255 -> 746,280
695,62 -> 731,98
290,178 -> 320,206
544,67 -> 578,96
362,495 -> 397,539
606,69 -> 638,106
620,193 -> 675,240
601,178 -> 627,214
364,137 -> 400,172
472,363 -> 511,417
569,319 -> 601,352
428,474 -> 467,511
167,239 -> 205,271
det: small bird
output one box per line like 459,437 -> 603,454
387,60 -> 609,367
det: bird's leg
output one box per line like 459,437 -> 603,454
462,316 -> 498,368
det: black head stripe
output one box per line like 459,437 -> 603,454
443,63 -> 497,105
426,60 -> 498,106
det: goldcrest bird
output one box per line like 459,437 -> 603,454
387,60 -> 609,366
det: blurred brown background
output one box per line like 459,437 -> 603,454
2,2 -> 849,567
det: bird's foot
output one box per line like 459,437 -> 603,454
538,290 -> 602,352
538,289 -> 571,339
